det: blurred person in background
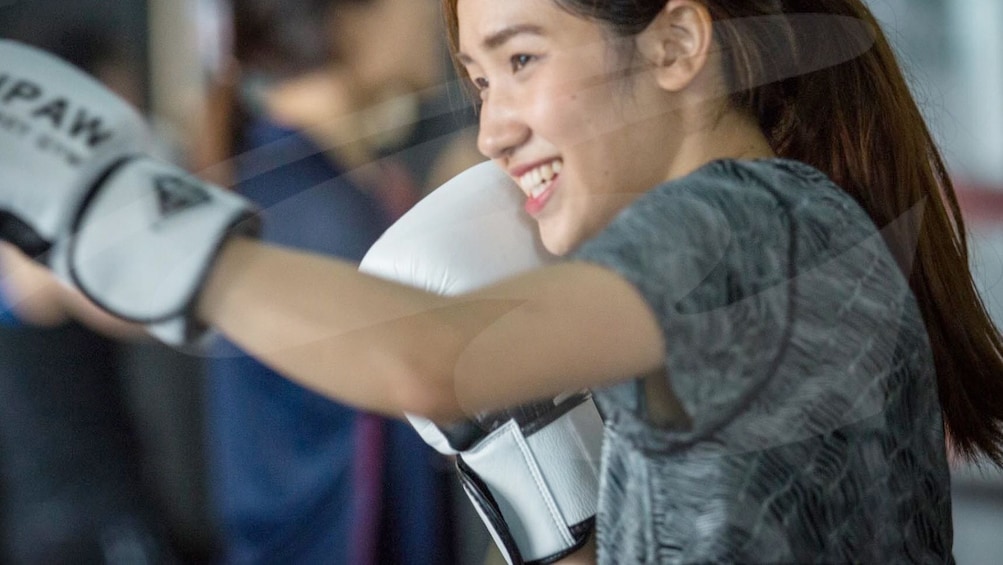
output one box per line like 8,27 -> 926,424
198,0 -> 481,563
0,16 -> 188,565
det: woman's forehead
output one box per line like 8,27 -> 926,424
457,0 -> 547,39
456,0 -> 595,54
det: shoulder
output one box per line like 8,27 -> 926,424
638,158 -> 864,224
577,158 -> 863,258
603,158 -> 881,262
573,158 -> 899,330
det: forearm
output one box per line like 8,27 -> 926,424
199,237 -> 478,419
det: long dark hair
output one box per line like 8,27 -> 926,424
443,0 -> 1003,465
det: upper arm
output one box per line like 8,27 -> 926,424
449,260 -> 667,414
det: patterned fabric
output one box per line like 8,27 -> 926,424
573,159 -> 954,563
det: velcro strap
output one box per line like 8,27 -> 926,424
64,156 -> 258,343
457,397 -> 603,563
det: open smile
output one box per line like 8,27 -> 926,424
517,159 -> 562,216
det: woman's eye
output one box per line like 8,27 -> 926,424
510,54 -> 534,72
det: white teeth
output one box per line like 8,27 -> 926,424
541,163 -> 553,181
518,160 -> 562,196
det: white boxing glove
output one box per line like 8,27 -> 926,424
0,40 -> 258,344
360,161 -> 604,564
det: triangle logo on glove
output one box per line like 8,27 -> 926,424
154,174 -> 212,220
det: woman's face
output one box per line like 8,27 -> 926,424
457,0 -> 680,255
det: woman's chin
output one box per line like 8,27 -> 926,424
539,224 -> 578,257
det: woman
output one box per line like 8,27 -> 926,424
5,0 -> 1001,562
195,0 -> 1003,561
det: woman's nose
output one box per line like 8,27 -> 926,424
476,96 -> 530,160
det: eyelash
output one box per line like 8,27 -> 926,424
468,53 -> 537,94
510,53 -> 534,72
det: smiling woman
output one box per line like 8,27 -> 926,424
453,0 -> 778,257
196,0 -> 1003,561
434,0 -> 1003,561
3,0 -> 1003,563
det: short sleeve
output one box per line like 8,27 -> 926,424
572,161 -> 797,448
578,160 -> 951,562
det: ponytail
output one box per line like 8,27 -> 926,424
730,0 -> 1003,464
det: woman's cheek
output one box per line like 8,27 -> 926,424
530,85 -> 603,148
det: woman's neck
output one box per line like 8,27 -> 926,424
666,105 -> 776,182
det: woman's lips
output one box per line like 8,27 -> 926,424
516,159 -> 562,217
524,174 -> 558,217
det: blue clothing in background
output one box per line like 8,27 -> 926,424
205,119 -> 452,564
0,286 -> 21,327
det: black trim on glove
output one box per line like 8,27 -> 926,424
0,211 -> 49,259
456,455 -> 525,563
455,456 -> 596,565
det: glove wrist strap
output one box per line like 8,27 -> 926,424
456,398 -> 604,564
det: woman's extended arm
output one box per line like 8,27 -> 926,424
199,236 -> 666,421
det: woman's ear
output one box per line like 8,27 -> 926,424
635,0 -> 714,92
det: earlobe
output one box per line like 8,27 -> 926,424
635,0 -> 714,92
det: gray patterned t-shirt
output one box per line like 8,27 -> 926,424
573,159 -> 953,564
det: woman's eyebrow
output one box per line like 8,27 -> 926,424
456,24 -> 545,64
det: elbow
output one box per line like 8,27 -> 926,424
392,365 -> 466,424
375,302 -> 471,423
382,330 -> 467,423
